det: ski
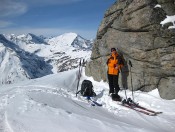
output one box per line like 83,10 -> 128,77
121,103 -> 157,116
89,99 -> 103,107
122,98 -> 162,115
130,102 -> 162,114
113,98 -> 161,116
86,97 -> 102,107
86,99 -> 96,107
89,101 -> 96,106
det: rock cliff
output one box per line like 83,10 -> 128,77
85,0 -> 175,99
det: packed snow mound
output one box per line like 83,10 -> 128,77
0,68 -> 175,132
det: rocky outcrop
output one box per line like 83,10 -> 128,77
85,0 -> 175,99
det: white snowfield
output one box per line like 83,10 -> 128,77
0,68 -> 175,132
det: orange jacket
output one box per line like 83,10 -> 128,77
107,53 -> 123,75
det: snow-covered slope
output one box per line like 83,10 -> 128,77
0,68 -> 174,132
0,33 -> 92,85
0,34 -> 52,85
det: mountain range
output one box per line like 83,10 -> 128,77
0,33 -> 92,85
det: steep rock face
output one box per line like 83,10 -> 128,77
85,0 -> 175,99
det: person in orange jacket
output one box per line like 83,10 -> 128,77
106,48 -> 123,101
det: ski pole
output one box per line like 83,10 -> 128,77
124,87 -> 128,100
121,69 -> 127,100
129,60 -> 134,102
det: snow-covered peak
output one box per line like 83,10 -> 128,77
48,32 -> 92,50
26,33 -> 47,44
48,32 -> 78,46
71,35 -> 93,49
5,33 -> 47,45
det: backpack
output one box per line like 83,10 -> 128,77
80,80 -> 96,97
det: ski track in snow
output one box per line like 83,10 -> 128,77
0,94 -> 14,132
0,69 -> 175,132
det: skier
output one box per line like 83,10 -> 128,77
106,48 -> 123,101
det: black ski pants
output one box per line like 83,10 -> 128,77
107,74 -> 120,95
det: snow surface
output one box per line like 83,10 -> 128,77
0,68 -> 175,132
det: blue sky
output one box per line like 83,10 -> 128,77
0,0 -> 116,39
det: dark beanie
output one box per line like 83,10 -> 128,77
111,48 -> 116,52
